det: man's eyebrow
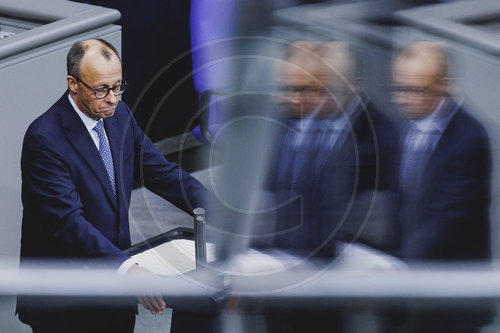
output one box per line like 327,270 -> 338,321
95,79 -> 122,89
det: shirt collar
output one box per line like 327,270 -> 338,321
292,96 -> 361,132
411,97 -> 458,134
67,94 -> 100,132
326,97 -> 361,132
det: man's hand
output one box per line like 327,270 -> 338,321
127,264 -> 166,315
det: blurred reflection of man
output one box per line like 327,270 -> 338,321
392,41 -> 492,333
393,41 -> 491,261
259,41 -> 399,333
267,41 -> 398,259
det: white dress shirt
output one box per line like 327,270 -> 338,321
68,94 -> 109,149
405,97 -> 459,153
67,94 -> 137,274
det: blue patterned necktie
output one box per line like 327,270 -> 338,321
93,121 -> 116,196
400,127 -> 437,196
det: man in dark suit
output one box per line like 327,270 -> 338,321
393,41 -> 491,262
391,41 -> 492,332
266,41 -> 398,260
259,41 -> 399,333
17,39 -> 208,333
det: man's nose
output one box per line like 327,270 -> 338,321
105,91 -> 118,103
290,90 -> 304,104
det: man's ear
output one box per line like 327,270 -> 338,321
67,76 -> 78,94
445,77 -> 462,97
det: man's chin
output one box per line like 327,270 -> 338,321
99,109 -> 116,118
402,110 -> 424,120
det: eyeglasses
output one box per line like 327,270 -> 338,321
74,76 -> 127,99
279,85 -> 326,96
392,80 -> 442,98
392,86 -> 436,97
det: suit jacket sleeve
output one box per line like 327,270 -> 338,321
402,130 -> 491,260
127,106 -> 209,215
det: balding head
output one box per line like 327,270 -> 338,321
276,40 -> 359,119
392,41 -> 450,120
277,41 -> 324,83
275,41 -> 325,118
67,39 -> 120,77
394,41 -> 448,83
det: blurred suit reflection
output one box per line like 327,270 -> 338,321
390,41 -> 492,333
266,41 -> 398,259
260,41 -> 398,332
394,41 -> 491,262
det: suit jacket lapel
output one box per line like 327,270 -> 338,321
60,96 -> 118,211
421,108 -> 462,195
